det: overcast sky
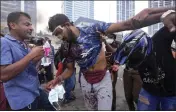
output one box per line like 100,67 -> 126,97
37,1 -> 148,33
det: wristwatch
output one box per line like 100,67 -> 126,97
160,10 -> 176,22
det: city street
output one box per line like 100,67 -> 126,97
1,1 -> 176,111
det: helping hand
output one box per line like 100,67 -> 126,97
111,64 -> 120,72
45,76 -> 62,91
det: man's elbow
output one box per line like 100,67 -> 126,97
0,71 -> 13,83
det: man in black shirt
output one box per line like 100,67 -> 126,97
113,27 -> 176,110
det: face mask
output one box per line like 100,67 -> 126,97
106,39 -> 113,44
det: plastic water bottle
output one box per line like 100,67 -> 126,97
42,41 -> 51,66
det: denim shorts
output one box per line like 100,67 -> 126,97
137,88 -> 176,110
64,71 -> 76,99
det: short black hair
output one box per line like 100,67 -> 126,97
48,14 -> 70,32
7,11 -> 31,30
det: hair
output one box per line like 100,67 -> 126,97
48,14 -> 70,32
7,11 -> 31,30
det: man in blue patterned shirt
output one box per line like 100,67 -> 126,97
46,7 -> 175,110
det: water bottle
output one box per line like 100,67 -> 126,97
42,41 -> 51,66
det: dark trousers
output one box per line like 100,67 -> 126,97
111,71 -> 118,111
18,88 -> 55,111
38,65 -> 53,84
64,70 -> 76,99
123,69 -> 142,111
45,65 -> 53,82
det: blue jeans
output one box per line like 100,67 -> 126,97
137,88 -> 176,111
19,88 -> 55,111
64,70 -> 76,99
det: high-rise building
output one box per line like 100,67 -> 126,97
1,1 -> 21,23
1,1 -> 37,34
62,1 -> 94,22
148,0 -> 175,36
116,1 -> 135,22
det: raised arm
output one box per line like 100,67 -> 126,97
106,7 -> 175,34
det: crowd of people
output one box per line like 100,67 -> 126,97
0,6 -> 176,111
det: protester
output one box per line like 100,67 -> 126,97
101,32 -> 142,110
0,12 -> 55,111
113,26 -> 176,110
46,7 -> 175,110
101,33 -> 121,110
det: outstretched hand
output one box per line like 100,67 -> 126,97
44,75 -> 63,91
45,79 -> 59,91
